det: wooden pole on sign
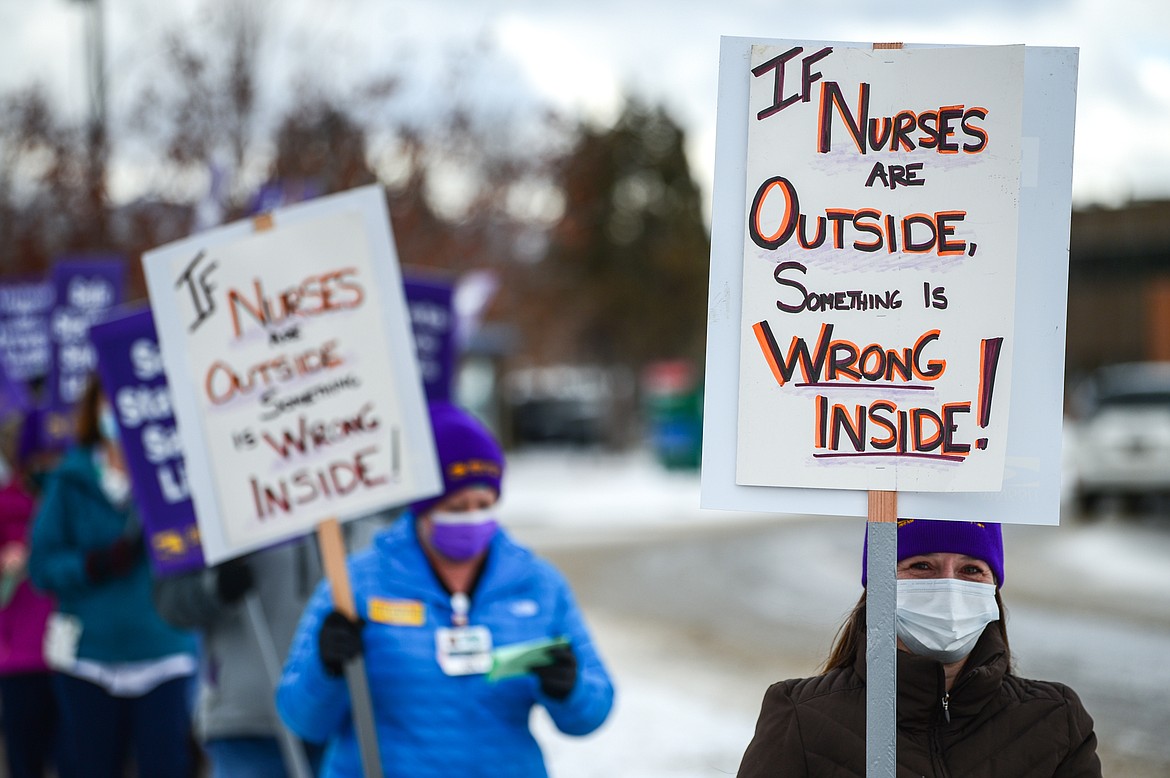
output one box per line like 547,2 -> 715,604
317,518 -> 355,616
252,212 -> 275,231
318,518 -> 383,778
866,490 -> 898,778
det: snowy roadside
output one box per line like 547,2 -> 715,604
500,447 -> 1170,624
498,448 -> 781,543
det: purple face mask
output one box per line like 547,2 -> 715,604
428,508 -> 499,561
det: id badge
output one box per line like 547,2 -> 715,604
435,625 -> 493,676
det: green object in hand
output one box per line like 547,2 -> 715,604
487,636 -> 570,682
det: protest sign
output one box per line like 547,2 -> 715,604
33,257 -> 127,450
47,256 -> 126,409
0,279 -> 54,385
142,185 -> 441,564
738,43 -> 1023,493
404,275 -> 456,402
90,306 -> 203,576
702,39 -> 1078,525
90,282 -> 456,575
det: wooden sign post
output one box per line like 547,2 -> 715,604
318,517 -> 382,776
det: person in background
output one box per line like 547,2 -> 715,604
277,400 -> 615,777
737,518 -> 1101,777
0,409 -> 63,778
28,377 -> 198,778
153,538 -> 328,777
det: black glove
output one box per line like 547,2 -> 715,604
214,558 -> 254,605
533,645 -> 578,701
84,534 -> 144,583
318,610 -> 365,677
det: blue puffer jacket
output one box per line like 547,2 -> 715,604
277,515 -> 614,777
27,445 -> 195,663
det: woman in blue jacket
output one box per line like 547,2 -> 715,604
28,378 -> 197,778
277,401 -> 614,777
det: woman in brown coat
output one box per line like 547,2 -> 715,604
738,519 -> 1101,777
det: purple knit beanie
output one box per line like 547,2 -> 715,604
410,401 -> 504,517
862,518 -> 1004,587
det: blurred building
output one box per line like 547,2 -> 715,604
1068,199 -> 1170,380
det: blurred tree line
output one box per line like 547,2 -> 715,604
0,4 -> 710,446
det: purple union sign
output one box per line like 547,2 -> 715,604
90,306 -> 203,576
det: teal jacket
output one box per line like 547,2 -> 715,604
28,446 -> 194,663
277,515 -> 614,777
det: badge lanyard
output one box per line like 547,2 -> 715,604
451,592 -> 470,627
435,591 -> 492,676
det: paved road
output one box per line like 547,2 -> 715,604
517,510 -> 1170,777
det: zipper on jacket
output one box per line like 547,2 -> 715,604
930,693 -> 952,776
927,664 -> 953,777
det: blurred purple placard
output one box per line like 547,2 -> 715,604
0,279 -> 55,384
90,306 -> 203,576
47,255 -> 126,410
0,360 -> 31,419
403,276 -> 455,402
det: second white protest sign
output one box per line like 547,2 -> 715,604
143,185 -> 441,564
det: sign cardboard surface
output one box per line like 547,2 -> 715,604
142,186 -> 441,564
737,43 -> 1024,493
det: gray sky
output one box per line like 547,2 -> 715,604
3,0 -> 1167,211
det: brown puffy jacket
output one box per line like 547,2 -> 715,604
738,627 -> 1101,777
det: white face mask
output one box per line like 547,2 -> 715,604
896,578 -> 1000,664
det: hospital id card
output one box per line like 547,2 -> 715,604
436,625 -> 493,676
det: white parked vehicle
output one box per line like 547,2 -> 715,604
1068,361 -> 1170,513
